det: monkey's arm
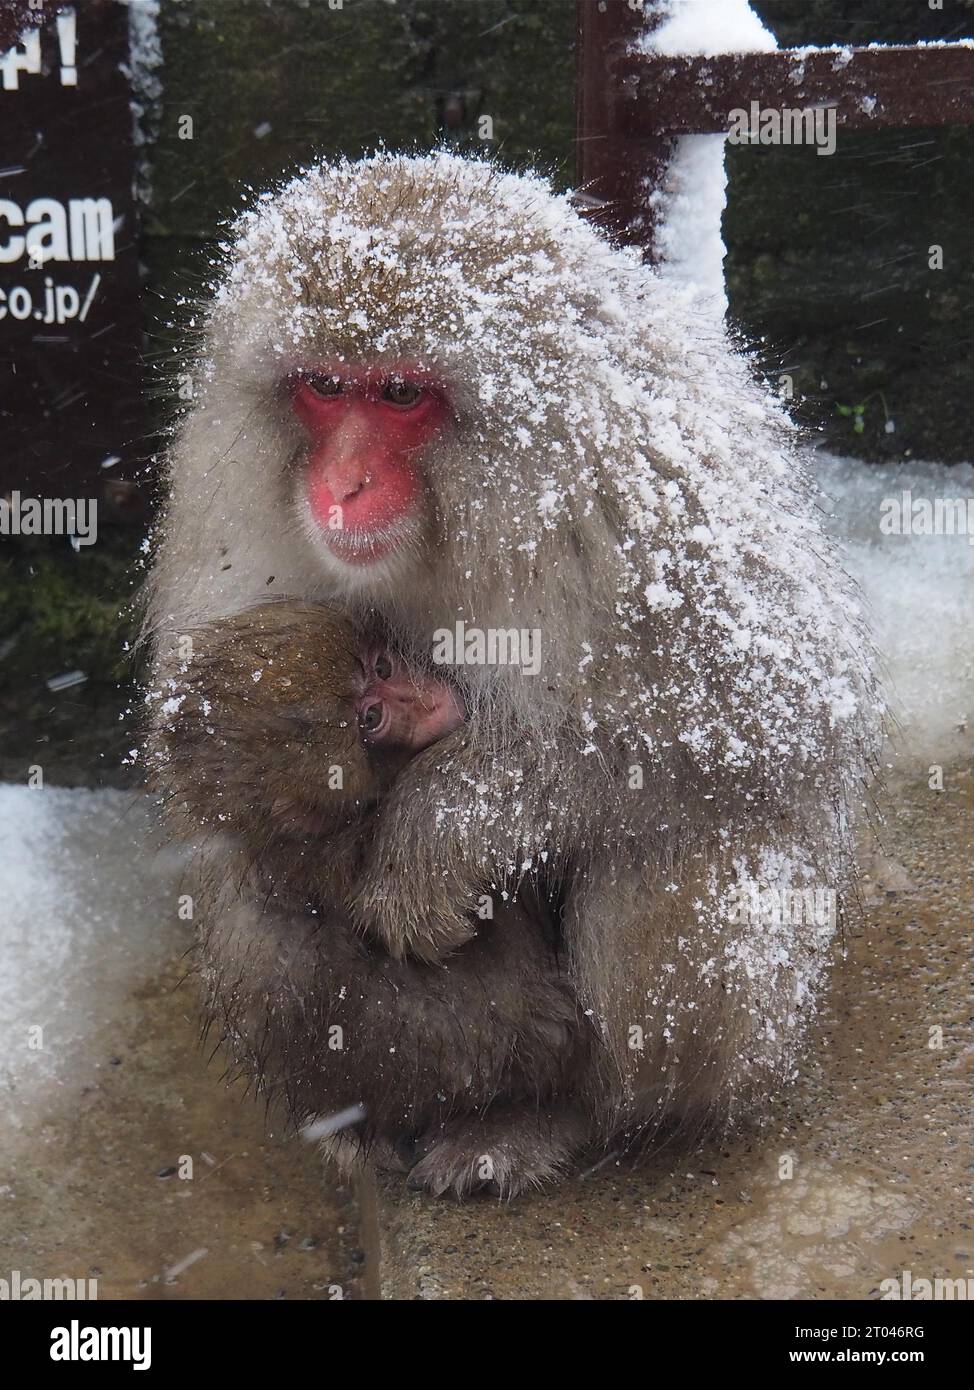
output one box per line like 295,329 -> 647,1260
199,851 -> 591,1132
350,721 -> 598,962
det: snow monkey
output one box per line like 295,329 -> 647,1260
146,152 -> 880,1195
150,600 -> 465,859
149,600 -> 592,1194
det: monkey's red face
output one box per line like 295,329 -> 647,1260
290,364 -> 448,567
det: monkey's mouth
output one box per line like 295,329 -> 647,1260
298,490 -> 420,569
323,518 -> 416,566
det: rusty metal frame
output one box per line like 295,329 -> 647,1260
576,0 -> 974,257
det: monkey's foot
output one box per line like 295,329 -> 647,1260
399,1111 -> 589,1199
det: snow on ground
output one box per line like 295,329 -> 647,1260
0,787 -> 184,1130
818,453 -> 974,761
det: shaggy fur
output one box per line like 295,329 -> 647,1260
146,153 -> 881,1194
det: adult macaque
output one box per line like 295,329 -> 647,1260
147,154 -> 880,1194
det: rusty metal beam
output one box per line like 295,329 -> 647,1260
616,43 -> 974,137
574,0 -> 663,247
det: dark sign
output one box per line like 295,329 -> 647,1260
0,0 -> 143,512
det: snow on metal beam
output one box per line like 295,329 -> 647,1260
617,43 -> 974,136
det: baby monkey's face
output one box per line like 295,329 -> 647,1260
149,601 -> 465,847
357,643 -> 464,758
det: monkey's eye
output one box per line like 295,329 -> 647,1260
373,652 -> 393,681
305,373 -> 343,398
360,702 -> 384,733
382,378 -> 422,408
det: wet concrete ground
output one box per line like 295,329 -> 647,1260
1,950 -> 365,1301
378,764 -> 974,1299
0,791 -> 364,1301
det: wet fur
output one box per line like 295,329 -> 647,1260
146,155 -> 880,1195
149,600 -> 594,1194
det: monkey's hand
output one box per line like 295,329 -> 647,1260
350,860 -> 480,964
349,729 -> 559,963
349,729 -> 501,961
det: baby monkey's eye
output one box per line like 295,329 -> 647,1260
373,653 -> 393,681
382,378 -> 422,408
305,373 -> 343,398
360,702 -> 384,732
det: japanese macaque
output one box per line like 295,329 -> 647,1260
146,153 -> 880,1195
149,600 -> 591,1195
149,600 -> 465,870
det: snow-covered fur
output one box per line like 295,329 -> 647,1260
147,153 -> 881,1191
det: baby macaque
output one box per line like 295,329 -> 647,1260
151,600 -> 464,869
149,600 -> 592,1195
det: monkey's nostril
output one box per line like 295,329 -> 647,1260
334,477 -> 366,505
374,653 -> 393,681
